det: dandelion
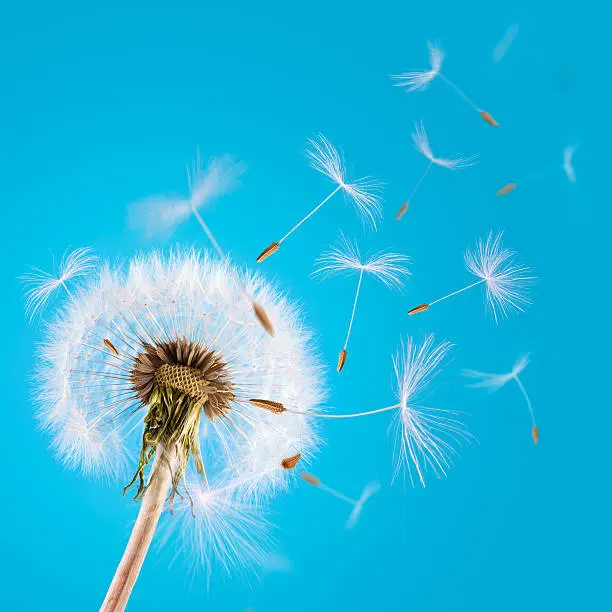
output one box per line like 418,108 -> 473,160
407,231 -> 534,323
20,247 -> 97,321
128,152 -> 275,336
259,335 -> 470,486
301,473 -> 380,529
396,121 -> 477,220
463,354 -> 538,443
256,135 -> 383,262
313,234 -> 411,371
29,248 -> 325,609
497,145 -> 578,197
392,41 -> 499,126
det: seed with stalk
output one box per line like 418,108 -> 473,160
496,145 -> 578,197
312,234 -> 411,372
256,135 -> 383,262
463,354 -> 539,444
396,121 -> 478,220
127,151 -> 275,336
407,230 -> 535,323
255,335 -> 471,487
27,248 -> 324,609
300,472 -> 380,529
392,41 -> 499,127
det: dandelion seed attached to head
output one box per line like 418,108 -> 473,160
312,234 -> 411,372
20,247 -> 97,321
497,145 -> 578,197
30,248 -> 324,608
301,472 -> 380,529
256,135 -> 383,262
263,335 -> 469,486
127,151 -> 275,336
392,41 -> 499,126
396,121 -> 477,220
407,230 -> 535,323
463,353 -> 538,444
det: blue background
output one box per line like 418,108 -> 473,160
1,1 -> 609,610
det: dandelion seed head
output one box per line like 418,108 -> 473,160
306,135 -> 383,229
563,145 -> 577,183
392,335 -> 470,487
391,41 -> 445,92
464,231 -> 535,322
412,121 -> 478,170
20,247 -> 97,322
128,154 -> 246,239
313,233 -> 411,289
32,247 -> 325,570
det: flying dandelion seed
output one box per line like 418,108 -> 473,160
463,354 -> 539,444
407,231 -> 535,323
252,336 -> 470,486
396,121 -> 477,220
20,247 -> 97,321
28,248 -> 325,609
301,473 -> 380,529
312,234 -> 411,371
392,41 -> 499,126
127,152 -> 274,336
256,135 -> 383,262
493,24 -> 519,62
497,145 -> 578,197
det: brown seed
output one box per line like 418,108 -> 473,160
103,338 -> 119,356
496,182 -> 517,197
281,453 -> 301,470
252,302 -> 275,337
396,203 -> 409,221
407,303 -> 430,316
480,110 -> 499,126
249,398 -> 286,414
301,473 -> 320,487
337,349 -> 348,372
256,242 -> 280,263
532,425 -> 539,444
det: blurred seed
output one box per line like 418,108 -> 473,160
407,303 -> 430,315
103,338 -> 119,356
396,203 -> 409,221
252,302 -> 275,337
281,453 -> 301,469
532,425 -> 539,444
496,183 -> 517,197
249,398 -> 286,414
337,349 -> 348,372
301,473 -> 320,486
480,110 -> 499,126
256,242 -> 280,263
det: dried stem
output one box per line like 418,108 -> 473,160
100,443 -> 175,612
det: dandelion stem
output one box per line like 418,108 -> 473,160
100,443 -> 175,612
280,185 -> 342,243
343,270 -> 364,350
429,279 -> 485,307
408,160 -> 433,203
514,375 -> 536,426
438,73 -> 480,112
287,403 -> 400,419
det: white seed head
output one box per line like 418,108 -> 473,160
563,145 -> 577,183
464,231 -> 535,322
21,247 -> 97,322
128,153 -> 246,239
392,335 -> 470,487
306,134 -> 384,229
412,121 -> 478,170
313,233 -> 412,290
391,41 -> 445,92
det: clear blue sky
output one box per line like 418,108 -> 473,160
1,1 -> 609,610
